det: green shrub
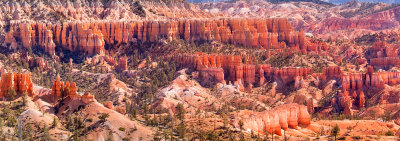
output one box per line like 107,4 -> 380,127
385,130 -> 394,136
119,127 -> 126,131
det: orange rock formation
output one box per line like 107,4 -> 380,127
28,57 -> 49,71
0,72 -> 34,98
6,18 -> 328,56
369,42 -> 400,68
321,65 -> 400,114
51,75 -> 94,104
175,53 -> 312,90
233,103 -> 311,136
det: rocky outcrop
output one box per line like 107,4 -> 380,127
198,67 -> 225,84
103,101 -> 126,114
81,92 -> 95,104
358,90 -> 365,108
51,75 -> 64,99
232,103 -> 311,135
116,56 -> 128,72
3,29 -> 18,49
51,75 -> 94,104
19,23 -> 35,49
29,57 -> 49,71
369,42 -> 398,58
104,101 -> 113,109
307,98 -> 314,114
85,55 -> 128,72
335,91 -> 353,115
362,70 -> 400,89
66,22 -> 105,56
176,53 -> 247,85
37,23 -> 57,56
0,72 -> 34,99
320,66 -> 342,83
176,51 -> 400,112
260,65 -> 312,88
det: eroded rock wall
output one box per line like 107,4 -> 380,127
369,42 -> 400,68
175,53 -> 311,89
232,103 -> 311,135
176,51 -> 400,114
5,18 -> 328,56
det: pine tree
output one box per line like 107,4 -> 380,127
177,122 -> 186,139
99,113 -> 110,123
238,120 -> 244,130
106,131 -> 113,141
52,116 -> 58,128
153,128 -> 162,141
175,103 -> 185,121
222,113 -> 229,129
23,124 -> 33,140
41,125 -> 51,141
331,124 -> 340,141
6,87 -> 16,100
175,103 -> 186,139
22,93 -> 28,107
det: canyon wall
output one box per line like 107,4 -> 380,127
4,18 -> 328,56
176,52 -> 400,92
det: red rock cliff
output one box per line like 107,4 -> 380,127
6,18 -> 325,56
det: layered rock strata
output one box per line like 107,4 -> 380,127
5,18 -> 328,56
317,18 -> 398,34
233,103 -> 311,135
